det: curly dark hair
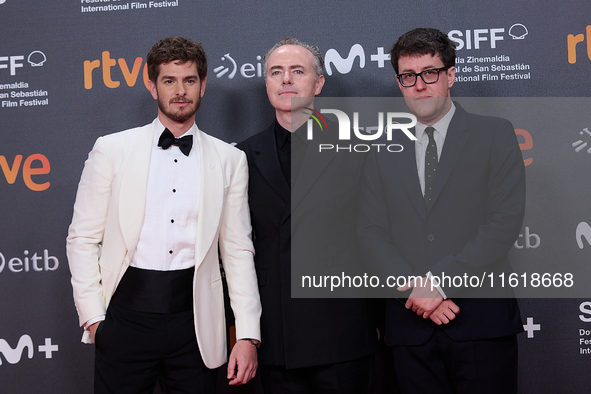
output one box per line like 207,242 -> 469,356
147,36 -> 207,82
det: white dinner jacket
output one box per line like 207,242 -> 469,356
66,119 -> 261,368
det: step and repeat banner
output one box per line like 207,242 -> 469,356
1,0 -> 590,392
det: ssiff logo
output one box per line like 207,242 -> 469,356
0,335 -> 58,365
580,301 -> 591,322
448,24 -> 527,50
0,51 -> 47,76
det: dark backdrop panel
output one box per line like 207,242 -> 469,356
1,0 -> 590,392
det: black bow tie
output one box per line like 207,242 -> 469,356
157,128 -> 193,156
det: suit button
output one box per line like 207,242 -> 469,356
427,234 -> 435,241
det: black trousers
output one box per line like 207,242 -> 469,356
392,328 -> 518,394
94,305 -> 216,393
259,355 -> 373,394
94,267 -> 217,394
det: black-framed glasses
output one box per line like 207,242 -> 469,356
397,67 -> 449,87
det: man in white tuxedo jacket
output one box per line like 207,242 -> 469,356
66,36 -> 261,393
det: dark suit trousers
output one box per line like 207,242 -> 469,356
392,327 -> 518,394
94,267 -> 217,394
259,355 -> 373,394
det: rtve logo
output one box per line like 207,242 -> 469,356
515,128 -> 533,167
567,25 -> 591,64
0,335 -> 58,366
84,51 -> 149,90
0,153 -> 50,191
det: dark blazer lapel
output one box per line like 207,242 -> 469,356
291,129 -> 335,213
396,130 -> 427,220
253,124 -> 290,204
429,104 -> 471,207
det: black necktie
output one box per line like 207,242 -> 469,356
423,126 -> 438,208
158,128 -> 193,156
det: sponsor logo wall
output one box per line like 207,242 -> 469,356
1,1 -> 590,392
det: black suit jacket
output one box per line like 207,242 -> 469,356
357,103 -> 525,346
237,122 -> 375,369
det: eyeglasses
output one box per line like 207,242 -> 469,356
397,67 -> 449,87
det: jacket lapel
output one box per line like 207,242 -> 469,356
429,104 -> 470,208
253,124 -> 290,204
291,127 -> 335,213
194,129 -> 224,269
396,130 -> 427,220
118,122 -> 154,258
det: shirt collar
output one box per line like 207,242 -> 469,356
274,119 -> 291,149
415,101 -> 456,142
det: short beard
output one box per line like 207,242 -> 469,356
157,95 -> 201,122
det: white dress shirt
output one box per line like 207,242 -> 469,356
131,119 -> 201,271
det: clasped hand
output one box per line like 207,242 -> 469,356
398,277 -> 459,325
